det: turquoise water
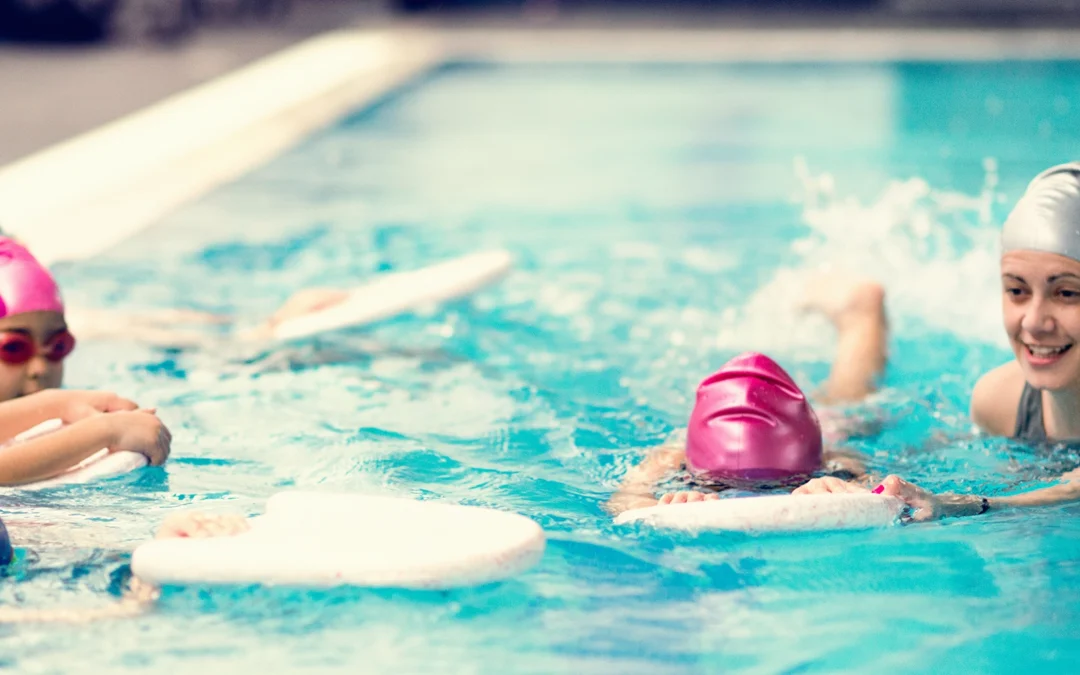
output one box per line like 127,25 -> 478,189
8,61 -> 1080,672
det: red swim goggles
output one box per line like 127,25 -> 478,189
0,330 -> 76,365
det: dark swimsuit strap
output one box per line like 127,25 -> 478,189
1014,382 -> 1048,443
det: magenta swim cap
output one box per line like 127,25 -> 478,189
0,238 -> 63,319
686,352 -> 823,482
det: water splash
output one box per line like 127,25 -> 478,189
716,158 -> 1008,361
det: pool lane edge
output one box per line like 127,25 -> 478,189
0,29 -> 441,266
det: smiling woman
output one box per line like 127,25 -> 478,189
988,252 -> 1080,441
973,162 -> 1080,443
879,162 -> 1080,519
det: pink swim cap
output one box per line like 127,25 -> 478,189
686,352 -> 822,482
0,238 -> 63,319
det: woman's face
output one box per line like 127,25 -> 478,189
0,311 -> 70,401
1002,250 -> 1080,392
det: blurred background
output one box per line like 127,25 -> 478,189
2,0 -> 1079,46
2,0 -> 1079,166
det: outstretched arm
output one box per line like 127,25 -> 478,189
877,472 -> 1080,521
64,308 -> 229,349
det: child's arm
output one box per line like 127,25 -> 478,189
0,411 -> 170,486
0,512 -> 248,624
64,309 -> 229,349
0,390 -> 138,442
68,290 -> 346,346
605,445 -> 687,516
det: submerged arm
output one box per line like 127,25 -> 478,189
0,582 -> 156,624
605,445 -> 686,516
0,512 -> 249,624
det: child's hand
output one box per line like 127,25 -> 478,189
267,288 -> 350,328
155,512 -> 250,539
792,476 -> 870,495
657,491 -> 720,505
103,410 -> 171,466
42,389 -> 139,424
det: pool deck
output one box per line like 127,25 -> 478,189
0,0 -> 387,167
3,8 -> 1080,264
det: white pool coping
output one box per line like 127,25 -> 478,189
3,26 -> 1080,265
0,30 -> 440,266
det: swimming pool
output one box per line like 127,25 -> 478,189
7,59 -> 1080,672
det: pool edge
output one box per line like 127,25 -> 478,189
0,29 -> 440,266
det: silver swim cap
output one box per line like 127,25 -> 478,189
1002,162 -> 1080,263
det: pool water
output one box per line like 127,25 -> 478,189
7,61 -> 1080,673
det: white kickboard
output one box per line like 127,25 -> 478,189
615,492 -> 905,532
271,250 -> 513,341
131,492 -> 546,589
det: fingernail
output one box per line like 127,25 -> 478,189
872,485 -> 884,494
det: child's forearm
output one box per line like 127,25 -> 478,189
0,416 -> 114,485
0,391 -> 67,441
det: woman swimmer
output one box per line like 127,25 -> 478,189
871,162 -> 1080,519
606,279 -> 889,515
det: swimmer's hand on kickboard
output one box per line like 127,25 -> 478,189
101,411 -> 171,466
155,512 -> 251,540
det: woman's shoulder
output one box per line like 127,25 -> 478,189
971,360 -> 1027,437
